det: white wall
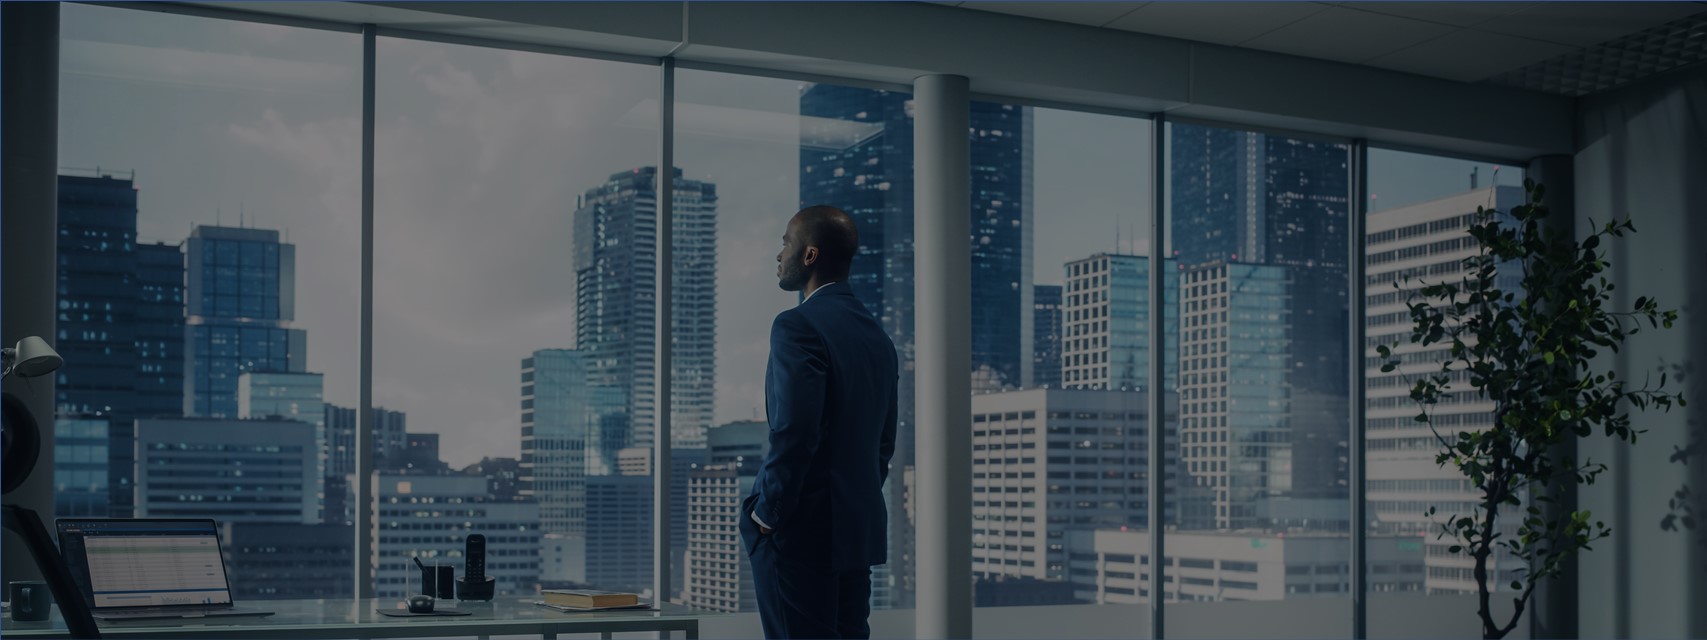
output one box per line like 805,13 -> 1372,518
1574,63 -> 1707,638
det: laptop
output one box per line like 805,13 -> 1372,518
56,518 -> 274,621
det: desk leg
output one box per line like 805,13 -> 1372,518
600,632 -> 613,640
686,622 -> 699,640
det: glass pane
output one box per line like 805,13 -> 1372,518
671,70 -> 918,612
57,3 -> 360,600
965,105 -> 1158,622
1365,149 -> 1529,638
374,39 -> 658,600
1163,122 -> 1353,631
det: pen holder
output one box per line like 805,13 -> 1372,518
420,565 -> 455,599
455,575 -> 494,601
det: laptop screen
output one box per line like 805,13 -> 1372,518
57,519 -> 234,609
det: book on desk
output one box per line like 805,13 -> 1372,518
537,589 -> 646,611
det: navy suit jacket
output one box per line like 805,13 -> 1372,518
740,282 -> 899,572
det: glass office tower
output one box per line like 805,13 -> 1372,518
184,225 -> 307,419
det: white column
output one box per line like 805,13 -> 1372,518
913,73 -> 972,640
1,1 -> 60,584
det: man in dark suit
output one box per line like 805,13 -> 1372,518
740,205 -> 898,639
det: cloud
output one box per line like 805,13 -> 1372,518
61,38 -> 355,97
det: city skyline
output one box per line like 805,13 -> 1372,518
58,3 -> 1519,469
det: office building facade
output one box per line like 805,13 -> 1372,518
323,403 -> 407,525
373,473 -> 540,600
184,226 -> 307,419
1066,528 -> 1424,603
1031,284 -> 1063,389
1366,185 -> 1526,594
1060,254 -> 1178,393
969,388 -> 1176,582
221,522 -> 354,600
521,349 -> 625,536
134,417 -> 319,524
585,474 -> 653,595
572,167 -> 717,451
53,417 -> 111,518
683,421 -> 768,612
239,370 -> 327,501
56,172 -> 189,518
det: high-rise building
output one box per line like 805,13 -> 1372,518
572,167 -> 717,451
134,417 -> 319,524
1366,185 -> 1526,595
1031,284 -> 1063,388
521,349 -> 626,537
135,242 -> 187,420
1060,254 -> 1178,392
322,403 -> 407,525
373,473 -> 539,600
53,417 -> 110,518
684,420 -> 768,612
55,171 -> 188,518
239,371 -> 327,515
184,226 -> 307,419
221,522 -> 353,600
968,388 -> 1176,582
1065,528 -> 1424,604
1167,124 -> 1351,531
799,85 -> 1033,607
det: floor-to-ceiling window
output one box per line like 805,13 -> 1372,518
1364,148 -> 1529,638
372,37 -> 658,601
56,2 -> 361,600
1162,121 -> 1354,630
671,68 -> 921,611
962,104 -> 1160,620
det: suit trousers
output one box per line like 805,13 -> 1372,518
749,534 -> 872,640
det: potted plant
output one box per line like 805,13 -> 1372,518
1378,179 -> 1686,639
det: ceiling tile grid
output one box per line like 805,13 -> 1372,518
1484,12 -> 1707,96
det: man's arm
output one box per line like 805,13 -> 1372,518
879,377 -> 897,486
753,310 -> 827,531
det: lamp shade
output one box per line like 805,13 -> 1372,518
10,336 -> 62,378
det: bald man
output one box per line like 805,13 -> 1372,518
739,205 -> 899,639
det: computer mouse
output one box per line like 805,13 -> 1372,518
407,595 -> 435,614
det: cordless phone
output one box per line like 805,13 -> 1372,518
464,534 -> 486,582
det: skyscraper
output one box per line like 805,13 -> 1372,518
184,225 -> 306,419
1366,185 -> 1526,594
799,85 -> 1033,607
1167,124 -> 1351,531
572,167 -> 717,451
136,242 -> 187,420
521,349 -> 625,538
1060,254 -> 1178,393
1031,284 -> 1063,389
55,171 -> 188,518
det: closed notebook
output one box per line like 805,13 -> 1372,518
541,589 -> 640,609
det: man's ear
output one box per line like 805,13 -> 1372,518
803,246 -> 820,267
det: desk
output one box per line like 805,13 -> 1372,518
1,598 -> 705,639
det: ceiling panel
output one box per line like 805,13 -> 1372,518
960,2 -> 1149,27
1105,2 -> 1331,46
1330,2 -> 1531,28
1365,29 -> 1576,82
1476,2 -> 1707,47
1240,6 -> 1457,63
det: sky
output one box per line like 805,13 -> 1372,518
57,4 -> 1521,470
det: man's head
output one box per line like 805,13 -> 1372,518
777,205 -> 858,292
